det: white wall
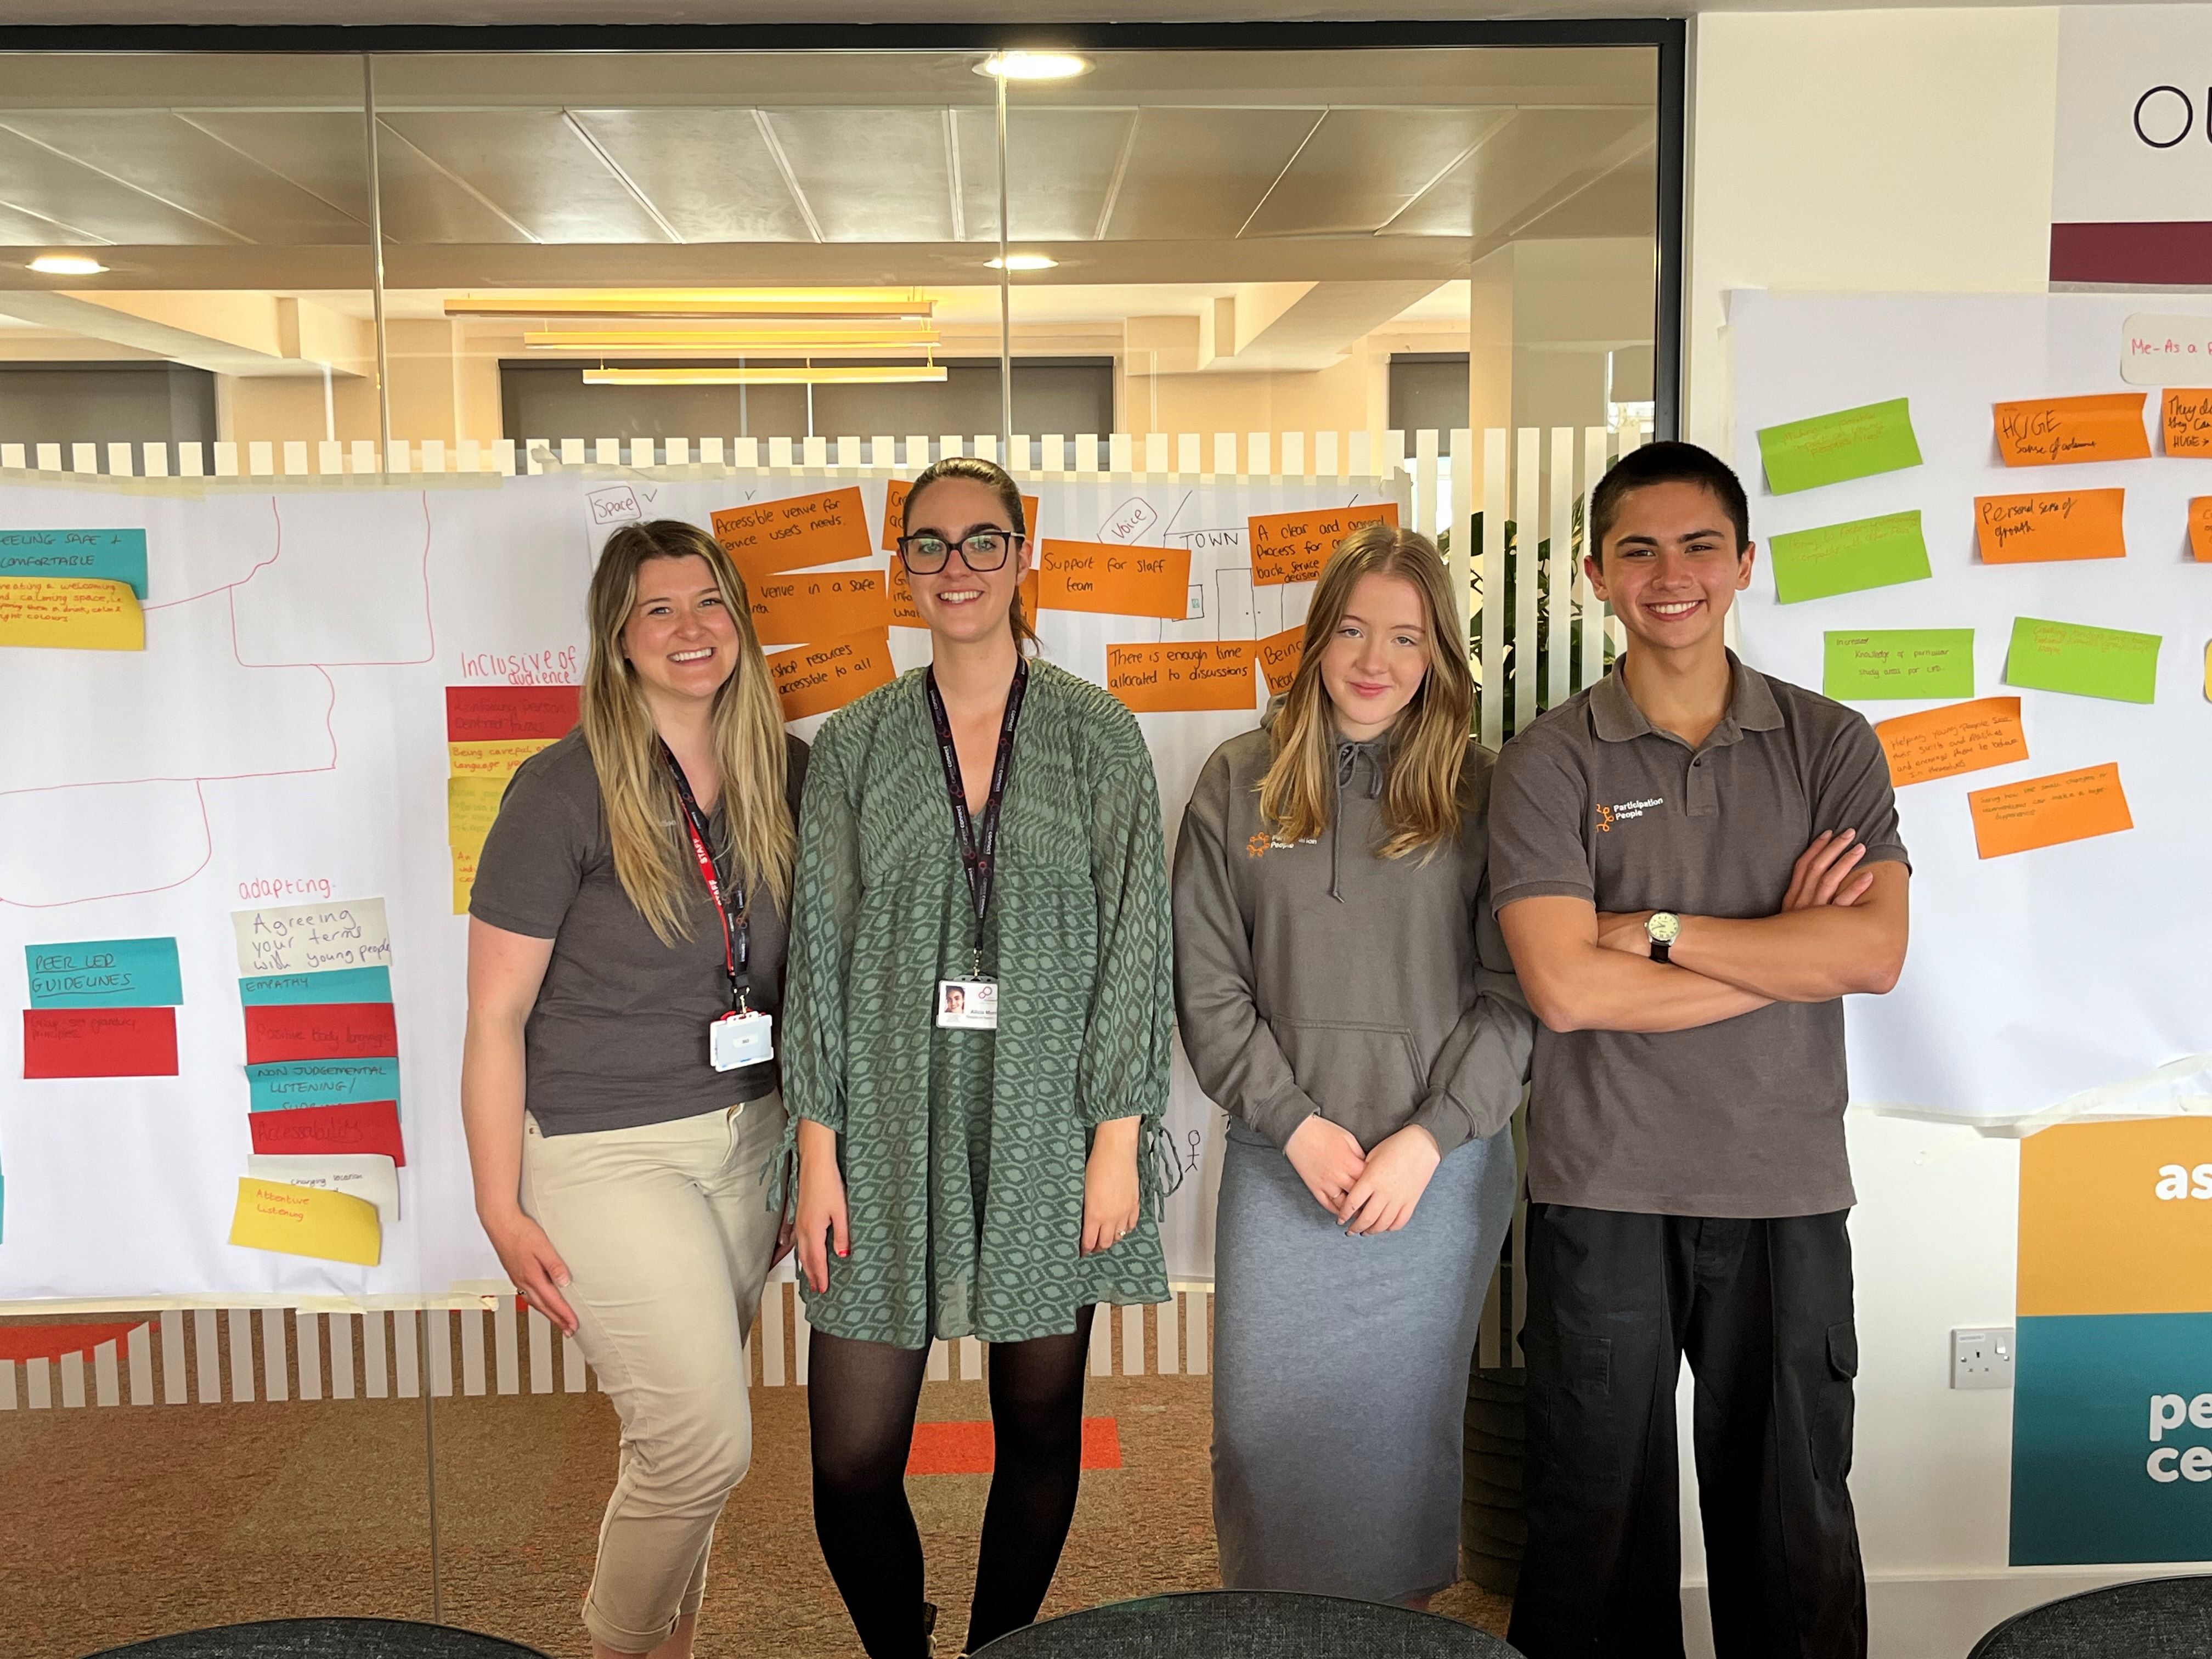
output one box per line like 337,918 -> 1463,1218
1680,12 -> 2190,1655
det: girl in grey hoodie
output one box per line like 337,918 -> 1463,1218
1172,522 -> 1532,1608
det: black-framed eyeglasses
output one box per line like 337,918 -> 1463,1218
897,529 -> 1023,575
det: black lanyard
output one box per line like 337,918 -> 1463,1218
661,743 -> 749,1013
923,659 -> 1028,979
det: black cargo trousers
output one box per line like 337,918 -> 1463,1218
1506,1204 -> 1866,1659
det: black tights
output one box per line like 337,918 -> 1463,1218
808,1307 -> 1096,1659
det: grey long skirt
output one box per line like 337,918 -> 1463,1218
1211,1121 -> 1517,1605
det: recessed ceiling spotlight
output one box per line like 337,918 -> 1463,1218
975,51 -> 1091,80
986,255 -> 1058,272
29,254 -> 106,275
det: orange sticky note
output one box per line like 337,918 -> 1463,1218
749,567 -> 891,646
1105,642 -> 1257,713
888,558 -> 1036,628
1874,697 -> 2028,787
1249,503 -> 1400,586
2162,388 -> 2212,455
766,628 -> 896,722
1973,489 -> 2126,564
1039,540 -> 1192,619
2189,499 -> 2212,562
882,478 -> 1039,551
1966,762 -> 2132,859
1257,625 -> 1305,696
712,487 -> 872,578
1992,393 -> 2150,467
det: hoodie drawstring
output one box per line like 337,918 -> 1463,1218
1329,740 -> 1385,901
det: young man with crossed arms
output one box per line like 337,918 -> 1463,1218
1489,442 -> 1911,1659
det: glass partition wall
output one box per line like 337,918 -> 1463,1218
0,30 -> 1673,1659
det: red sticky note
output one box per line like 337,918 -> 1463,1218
445,685 -> 580,743
248,1099 -> 407,1167
23,1007 -> 177,1078
243,1002 -> 399,1064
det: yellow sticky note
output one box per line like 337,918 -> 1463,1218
448,738 -> 555,778
453,844 -> 478,916
448,775 -> 505,860
0,575 -> 144,650
227,1177 -> 382,1266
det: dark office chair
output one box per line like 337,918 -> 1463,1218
1968,1575 -> 2212,1657
969,1589 -> 1524,1658
83,1619 -> 554,1659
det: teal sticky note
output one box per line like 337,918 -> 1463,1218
240,966 -> 393,1006
25,936 -> 183,1008
246,1057 -> 402,1111
2005,617 -> 2161,704
1756,399 -> 1923,494
1822,629 -> 1976,700
0,528 -> 148,598
1768,510 -> 1933,604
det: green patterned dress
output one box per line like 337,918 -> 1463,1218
780,660 -> 1173,1347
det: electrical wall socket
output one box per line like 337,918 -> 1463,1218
1952,1327 -> 2015,1390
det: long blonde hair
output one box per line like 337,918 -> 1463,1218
580,520 -> 794,945
1257,522 -> 1474,860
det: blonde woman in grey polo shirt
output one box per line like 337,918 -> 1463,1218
1173,523 -> 1533,1607
1491,443 -> 1910,1659
461,520 -> 806,1659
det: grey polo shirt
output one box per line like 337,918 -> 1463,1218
1488,653 -> 1908,1218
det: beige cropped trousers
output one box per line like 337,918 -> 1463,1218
521,1092 -> 787,1654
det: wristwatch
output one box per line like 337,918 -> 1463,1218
1646,911 -> 1682,963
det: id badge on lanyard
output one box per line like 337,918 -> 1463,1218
926,661 -> 1026,1032
663,744 -> 774,1071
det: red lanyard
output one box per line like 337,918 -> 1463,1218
662,743 -> 748,1012
923,659 -> 1027,979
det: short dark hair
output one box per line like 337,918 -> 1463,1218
1589,441 -> 1751,559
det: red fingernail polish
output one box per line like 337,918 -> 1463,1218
837,1246 -> 848,1257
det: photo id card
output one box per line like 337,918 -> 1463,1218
935,979 -> 998,1030
710,1009 -> 774,1071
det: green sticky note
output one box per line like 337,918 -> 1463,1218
2005,617 -> 2161,704
1822,629 -> 1976,701
1768,510 -> 1932,604
1756,398 -> 1923,495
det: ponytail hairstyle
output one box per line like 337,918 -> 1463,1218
580,518 -> 794,946
901,454 -> 1040,656
1256,522 -> 1474,860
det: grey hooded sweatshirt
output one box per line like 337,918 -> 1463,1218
1171,717 -> 1534,1155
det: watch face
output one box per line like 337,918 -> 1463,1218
1647,912 -> 1682,944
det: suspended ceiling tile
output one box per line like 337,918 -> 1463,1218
180,111 -> 376,224
0,110 -> 365,246
0,199 -> 104,245
566,109 -> 815,243
1386,108 -> 1654,240
1103,106 -> 1321,242
1243,106 -> 1515,239
947,106 -> 1136,245
760,108 -> 955,243
1514,149 -> 1659,241
0,124 -> 247,245
379,109 -> 678,245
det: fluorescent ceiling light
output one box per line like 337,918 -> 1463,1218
445,290 -> 933,320
986,255 -> 1058,272
583,365 -> 950,387
975,51 -> 1091,80
29,254 -> 106,275
525,327 -> 942,351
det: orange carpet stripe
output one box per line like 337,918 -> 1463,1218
906,1417 -> 1122,1475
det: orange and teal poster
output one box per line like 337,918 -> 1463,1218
2011,1118 -> 2212,1565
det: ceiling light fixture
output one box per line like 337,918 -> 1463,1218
985,255 -> 1058,272
582,365 -> 951,387
29,255 -> 106,275
445,290 -> 933,321
975,50 -> 1092,80
524,326 -> 943,351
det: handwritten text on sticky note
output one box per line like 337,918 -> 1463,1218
2163,388 -> 2212,455
0,577 -> 143,650
1993,393 -> 2151,466
1248,504 -> 1399,586
1974,489 -> 2126,564
447,738 -> 555,778
1874,697 -> 2028,787
445,685 -> 578,742
713,487 -> 872,578
1822,630 -> 1974,701
1769,512 -> 1932,604
1106,642 -> 1257,713
882,479 -> 1039,550
232,899 -> 392,978
1754,399 -> 1922,495
1257,625 -> 1305,695
0,528 -> 148,596
751,567 -> 891,645
1967,763 -> 2132,860
1039,540 -> 1192,619
25,936 -> 183,1009
2005,617 -> 2161,704
766,628 -> 896,722
228,1178 -> 382,1267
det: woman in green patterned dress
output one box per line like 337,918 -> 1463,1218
781,455 -> 1173,1659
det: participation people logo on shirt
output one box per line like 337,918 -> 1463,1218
1595,796 -> 1666,832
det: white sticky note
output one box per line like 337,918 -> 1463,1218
246,1153 -> 400,1227
232,898 -> 392,977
